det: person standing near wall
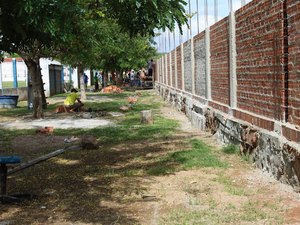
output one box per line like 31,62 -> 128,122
130,69 -> 135,87
147,59 -> 154,77
94,72 -> 99,91
83,73 -> 89,89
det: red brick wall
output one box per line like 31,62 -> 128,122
287,0 -> 300,125
154,0 -> 300,136
159,58 -> 162,83
154,59 -> 159,82
210,17 -> 230,106
163,55 -> 167,85
162,57 -> 165,84
171,50 -> 176,88
235,0 -> 285,120
167,53 -> 171,86
234,110 -> 274,131
157,58 -> 162,82
176,46 -> 182,90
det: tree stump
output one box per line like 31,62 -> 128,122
141,110 -> 153,124
81,135 -> 98,149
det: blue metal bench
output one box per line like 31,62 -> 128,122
0,156 -> 21,202
0,150 -> 67,203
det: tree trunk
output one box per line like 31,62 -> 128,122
141,110 -> 153,124
38,66 -> 47,109
116,70 -> 123,86
24,58 -> 44,119
90,69 -> 94,86
104,71 -> 108,87
78,66 -> 86,100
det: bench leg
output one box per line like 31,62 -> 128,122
0,163 -> 7,195
0,163 -> 33,203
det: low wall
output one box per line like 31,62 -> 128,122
0,87 -> 28,101
156,84 -> 300,189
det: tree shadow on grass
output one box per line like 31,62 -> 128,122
0,134 -> 193,225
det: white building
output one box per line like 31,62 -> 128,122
0,58 -> 91,97
1,58 -> 27,82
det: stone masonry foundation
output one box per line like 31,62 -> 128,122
156,84 -> 300,189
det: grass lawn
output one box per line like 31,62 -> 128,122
2,80 -> 27,88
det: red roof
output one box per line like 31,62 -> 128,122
3,58 -> 24,62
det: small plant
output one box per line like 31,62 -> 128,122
169,139 -> 228,169
146,139 -> 228,176
147,163 -> 170,176
222,144 -> 238,154
240,201 -> 268,221
241,153 -> 252,162
213,173 -> 248,196
188,197 -> 201,206
208,197 -> 218,209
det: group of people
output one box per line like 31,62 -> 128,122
126,59 -> 154,87
126,69 -> 144,87
62,59 -> 154,112
94,71 -> 104,90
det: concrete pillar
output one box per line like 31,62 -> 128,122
175,47 -> 178,89
161,58 -> 163,84
229,11 -> 237,109
169,52 -> 172,87
160,56 -> 164,84
157,59 -> 160,83
165,54 -> 168,85
12,58 -> 18,88
205,27 -> 211,100
181,43 -> 185,91
160,58 -> 163,83
191,39 -> 195,95
158,59 -> 160,84
162,55 -> 166,84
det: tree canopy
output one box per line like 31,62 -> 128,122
0,0 -> 187,58
0,0 -> 187,118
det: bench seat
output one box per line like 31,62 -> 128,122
0,156 -> 21,164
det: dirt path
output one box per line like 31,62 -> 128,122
135,106 -> 300,225
1,98 -> 300,225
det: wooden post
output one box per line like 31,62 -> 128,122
141,110 -> 153,124
8,149 -> 65,175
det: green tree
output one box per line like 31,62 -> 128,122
94,20 -> 156,72
60,18 -> 157,90
0,0 -> 83,118
104,0 -> 187,35
0,0 -> 187,118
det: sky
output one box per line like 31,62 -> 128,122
155,0 -> 253,52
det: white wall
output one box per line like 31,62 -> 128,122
1,59 -> 27,82
62,66 -> 78,88
0,58 -> 91,96
39,58 -> 62,97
